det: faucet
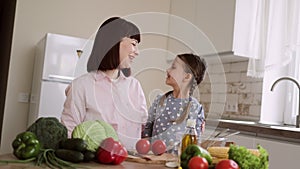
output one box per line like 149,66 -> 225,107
271,77 -> 300,128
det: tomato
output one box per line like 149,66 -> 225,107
188,156 -> 209,169
151,140 -> 166,155
215,159 -> 239,169
135,139 -> 151,154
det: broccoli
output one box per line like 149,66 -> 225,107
257,144 -> 269,169
228,144 -> 269,169
27,117 -> 68,149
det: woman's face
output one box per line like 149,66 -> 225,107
166,57 -> 189,88
119,37 -> 139,68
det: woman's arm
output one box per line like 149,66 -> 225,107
194,103 -> 205,140
61,82 -> 86,137
136,81 -> 148,123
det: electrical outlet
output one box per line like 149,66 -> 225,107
225,102 -> 238,112
18,92 -> 30,103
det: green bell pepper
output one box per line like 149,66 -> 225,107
180,144 -> 212,169
12,131 -> 41,160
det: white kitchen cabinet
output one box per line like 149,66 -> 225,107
168,0 -> 236,54
195,0 -> 236,53
230,134 -> 300,169
254,137 -> 300,169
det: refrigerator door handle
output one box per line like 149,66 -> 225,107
45,74 -> 74,84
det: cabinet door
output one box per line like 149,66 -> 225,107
169,0 -> 236,54
229,134 -> 300,169
195,0 -> 236,53
254,137 -> 300,169
29,81 -> 68,125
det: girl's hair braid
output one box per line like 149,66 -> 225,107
179,53 -> 207,97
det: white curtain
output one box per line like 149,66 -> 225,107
233,0 -> 300,78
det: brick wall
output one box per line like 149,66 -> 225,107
198,60 -> 263,121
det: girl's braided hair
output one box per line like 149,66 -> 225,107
178,53 -> 207,96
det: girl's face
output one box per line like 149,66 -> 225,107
166,57 -> 190,88
119,37 -> 139,68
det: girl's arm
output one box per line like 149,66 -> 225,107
142,94 -> 162,138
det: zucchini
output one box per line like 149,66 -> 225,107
59,138 -> 88,152
55,149 -> 84,163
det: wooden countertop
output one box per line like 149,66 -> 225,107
0,154 -> 170,169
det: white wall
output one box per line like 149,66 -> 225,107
1,0 -> 171,154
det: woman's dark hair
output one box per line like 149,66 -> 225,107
87,17 -> 141,74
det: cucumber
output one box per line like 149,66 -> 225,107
59,138 -> 88,152
55,149 -> 84,163
83,150 -> 96,162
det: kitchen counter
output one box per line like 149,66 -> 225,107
0,154 -> 169,169
206,119 -> 300,144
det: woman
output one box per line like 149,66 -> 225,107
61,17 -> 148,150
142,53 -> 207,150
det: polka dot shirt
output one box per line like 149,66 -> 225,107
142,93 -> 205,148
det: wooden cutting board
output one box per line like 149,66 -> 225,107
126,153 -> 178,164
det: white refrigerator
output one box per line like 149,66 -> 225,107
28,33 -> 88,126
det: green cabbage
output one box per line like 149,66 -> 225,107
71,120 -> 118,151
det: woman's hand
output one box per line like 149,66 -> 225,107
201,120 -> 205,133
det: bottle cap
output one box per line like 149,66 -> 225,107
186,119 -> 196,128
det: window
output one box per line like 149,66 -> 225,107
233,0 -> 300,126
284,49 -> 300,125
260,48 -> 300,126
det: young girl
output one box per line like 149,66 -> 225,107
142,53 -> 207,149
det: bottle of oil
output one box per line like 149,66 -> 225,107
181,119 -> 197,153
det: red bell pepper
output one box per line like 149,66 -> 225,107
96,137 -> 128,165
